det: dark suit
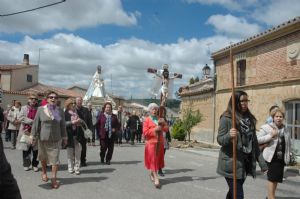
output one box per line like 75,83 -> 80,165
0,135 -> 22,199
76,106 -> 92,165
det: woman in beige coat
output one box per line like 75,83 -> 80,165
257,108 -> 291,199
31,91 -> 67,189
7,101 -> 22,149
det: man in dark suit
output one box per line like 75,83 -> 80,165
0,119 -> 22,198
75,97 -> 92,167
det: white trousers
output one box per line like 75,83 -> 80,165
67,137 -> 82,172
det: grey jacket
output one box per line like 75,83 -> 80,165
216,116 -> 267,179
31,105 -> 67,142
257,123 -> 291,165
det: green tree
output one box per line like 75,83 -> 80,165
189,77 -> 195,85
181,108 -> 202,142
194,76 -> 199,82
171,119 -> 186,141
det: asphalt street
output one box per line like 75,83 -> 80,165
3,139 -> 300,199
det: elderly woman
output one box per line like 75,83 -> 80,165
16,93 -> 39,172
98,102 -> 119,165
31,91 -> 67,189
257,108 -> 291,199
143,103 -> 168,188
64,98 -> 82,175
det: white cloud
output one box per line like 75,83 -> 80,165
0,34 -> 234,98
0,0 -> 138,34
206,14 -> 262,38
253,0 -> 300,26
185,0 -> 259,11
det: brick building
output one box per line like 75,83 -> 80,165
179,17 -> 300,154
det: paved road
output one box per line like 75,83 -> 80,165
3,139 -> 300,199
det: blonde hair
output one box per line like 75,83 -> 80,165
271,108 -> 285,119
64,98 -> 75,109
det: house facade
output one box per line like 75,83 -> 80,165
179,17 -> 300,154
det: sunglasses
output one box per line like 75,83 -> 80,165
48,96 -> 58,99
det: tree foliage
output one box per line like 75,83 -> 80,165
189,77 -> 195,85
181,108 -> 202,142
171,119 -> 186,141
194,76 -> 199,82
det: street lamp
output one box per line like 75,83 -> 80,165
202,64 -> 211,79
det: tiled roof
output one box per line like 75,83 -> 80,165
22,83 -> 83,98
0,64 -> 38,70
3,90 -> 29,95
179,78 -> 214,97
211,16 -> 300,58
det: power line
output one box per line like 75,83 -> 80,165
0,0 -> 66,17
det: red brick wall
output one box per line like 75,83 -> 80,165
216,31 -> 300,90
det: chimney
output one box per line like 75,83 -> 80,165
23,54 -> 29,65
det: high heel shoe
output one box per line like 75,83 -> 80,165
51,179 -> 60,189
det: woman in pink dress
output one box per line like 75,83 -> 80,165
143,103 -> 168,188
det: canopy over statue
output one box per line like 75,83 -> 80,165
83,66 -> 116,108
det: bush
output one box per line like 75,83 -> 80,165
290,148 -> 298,166
171,119 -> 186,141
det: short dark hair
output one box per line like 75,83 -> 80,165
102,102 -> 112,111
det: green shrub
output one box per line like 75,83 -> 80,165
171,119 -> 186,141
290,148 -> 298,166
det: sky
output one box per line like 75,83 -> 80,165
0,0 -> 299,99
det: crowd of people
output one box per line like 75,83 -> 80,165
0,90 -> 294,199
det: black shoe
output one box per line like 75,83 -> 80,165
101,159 -> 105,164
81,162 -> 87,167
158,169 -> 164,177
106,161 -> 110,165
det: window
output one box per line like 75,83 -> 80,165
237,59 -> 246,86
285,100 -> 300,155
27,74 -> 32,82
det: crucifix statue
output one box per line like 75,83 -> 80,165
147,64 -> 182,116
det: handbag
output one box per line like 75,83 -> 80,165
20,134 -> 32,144
80,120 -> 93,139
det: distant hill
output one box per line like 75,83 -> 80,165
129,98 -> 181,112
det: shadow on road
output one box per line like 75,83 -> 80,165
81,168 -> 115,174
160,175 -> 220,186
163,168 -> 194,174
110,160 -> 142,165
38,176 -> 107,189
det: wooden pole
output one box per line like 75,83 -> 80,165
230,44 -> 237,199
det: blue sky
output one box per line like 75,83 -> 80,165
0,0 -> 299,99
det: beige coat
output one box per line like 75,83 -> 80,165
31,105 -> 67,142
7,107 -> 22,130
16,105 -> 38,151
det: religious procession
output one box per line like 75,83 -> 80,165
1,1 -> 300,199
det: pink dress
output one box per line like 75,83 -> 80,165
143,116 -> 167,171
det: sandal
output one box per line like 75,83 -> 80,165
154,179 -> 160,188
149,173 -> 154,182
41,173 -> 48,182
51,179 -> 60,189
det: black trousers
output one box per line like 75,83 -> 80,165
100,136 -> 115,162
130,129 -> 136,144
23,146 -> 38,167
79,137 -> 87,164
225,177 -> 245,199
